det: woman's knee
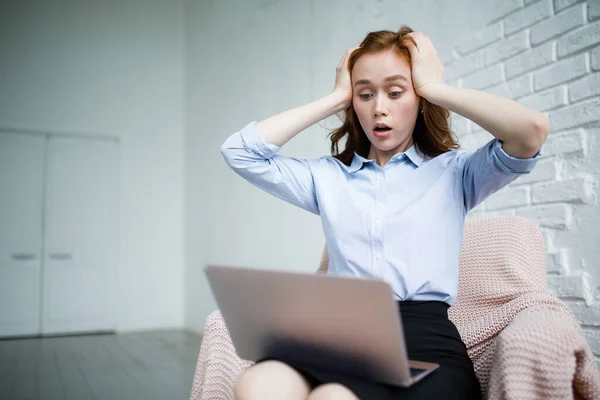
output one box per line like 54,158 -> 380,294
306,383 -> 359,400
234,360 -> 311,400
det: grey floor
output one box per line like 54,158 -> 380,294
0,330 -> 202,400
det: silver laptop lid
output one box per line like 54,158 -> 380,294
204,265 -> 416,386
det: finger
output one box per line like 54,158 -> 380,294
405,39 -> 419,58
419,36 -> 437,54
338,50 -> 351,67
339,45 -> 360,67
413,35 -> 425,47
405,36 -> 421,57
404,33 -> 419,50
411,32 -> 427,45
410,33 -> 434,52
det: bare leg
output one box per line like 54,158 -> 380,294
306,383 -> 360,400
234,360 -> 312,400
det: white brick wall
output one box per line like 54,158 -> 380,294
546,248 -> 570,274
487,0 -> 529,23
482,31 -> 529,66
533,53 -> 587,91
455,22 -> 503,55
549,98 -> 600,131
531,4 -> 585,45
557,21 -> 600,56
591,45 -> 600,68
486,186 -> 530,210
569,299 -> 600,325
505,41 -> 555,79
555,0 -> 583,13
515,203 -> 572,228
449,0 -> 600,360
462,64 -> 505,90
547,272 -> 594,304
519,85 -> 568,111
569,72 -> 600,101
532,175 -> 594,204
487,74 -> 533,98
504,0 -> 553,35
590,0 -> 600,20
541,128 -> 587,156
445,52 -> 483,81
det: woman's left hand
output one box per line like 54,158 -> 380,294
404,32 -> 445,98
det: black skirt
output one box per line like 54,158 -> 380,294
258,300 -> 481,400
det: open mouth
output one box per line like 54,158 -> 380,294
373,125 -> 392,138
373,127 -> 392,133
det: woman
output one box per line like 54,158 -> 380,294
221,26 -> 548,400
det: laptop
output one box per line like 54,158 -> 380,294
204,265 -> 439,388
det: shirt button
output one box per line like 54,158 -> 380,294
377,176 -> 384,184
376,202 -> 383,209
374,253 -> 381,260
374,219 -> 381,226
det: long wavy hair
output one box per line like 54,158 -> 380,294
329,26 -> 459,165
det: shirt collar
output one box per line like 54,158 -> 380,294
346,144 -> 426,173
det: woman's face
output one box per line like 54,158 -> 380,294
351,49 -> 420,154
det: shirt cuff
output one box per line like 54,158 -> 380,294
240,121 -> 281,159
492,139 -> 541,174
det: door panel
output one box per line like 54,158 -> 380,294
0,133 -> 45,336
43,136 -> 119,334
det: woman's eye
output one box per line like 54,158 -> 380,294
358,92 -> 400,100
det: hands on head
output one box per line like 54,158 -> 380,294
332,31 -> 445,107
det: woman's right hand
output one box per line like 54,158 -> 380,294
333,46 -> 360,108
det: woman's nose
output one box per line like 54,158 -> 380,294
373,96 -> 388,116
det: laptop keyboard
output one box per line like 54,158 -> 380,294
409,367 -> 427,377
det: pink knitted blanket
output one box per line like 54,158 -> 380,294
447,217 -> 599,399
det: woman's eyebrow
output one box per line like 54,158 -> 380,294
354,74 -> 408,87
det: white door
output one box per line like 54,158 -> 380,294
42,136 -> 119,334
0,133 -> 45,337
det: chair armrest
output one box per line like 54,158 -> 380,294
316,244 -> 328,274
189,311 -> 254,400
487,306 -> 598,400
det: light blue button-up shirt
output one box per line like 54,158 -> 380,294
221,121 -> 540,305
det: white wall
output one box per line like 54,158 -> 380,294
183,0 -> 506,331
0,0 -> 185,332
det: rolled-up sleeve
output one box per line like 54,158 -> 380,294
220,121 -> 320,215
458,138 -> 541,211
